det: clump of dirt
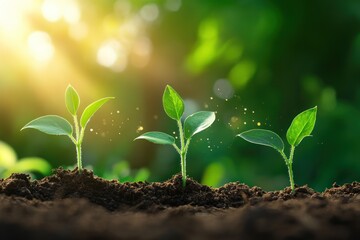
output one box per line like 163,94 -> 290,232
0,168 -> 358,239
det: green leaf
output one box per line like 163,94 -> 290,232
237,129 -> 284,152
80,97 -> 114,128
286,106 -> 317,146
21,115 -> 73,136
184,111 -> 216,139
65,85 -> 80,116
162,85 -> 184,120
0,141 -> 17,168
135,131 -> 175,145
3,157 -> 52,178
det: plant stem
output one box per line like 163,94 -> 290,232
288,145 -> 296,192
76,143 -> 82,171
177,120 -> 187,187
73,115 -> 83,172
279,146 -> 296,192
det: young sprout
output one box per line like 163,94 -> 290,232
135,85 -> 216,187
237,106 -> 317,192
21,85 -> 114,172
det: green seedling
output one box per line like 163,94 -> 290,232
237,106 -> 317,192
21,85 -> 114,171
135,85 -> 216,187
0,141 -> 51,178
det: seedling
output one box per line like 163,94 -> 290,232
237,106 -> 317,192
21,85 -> 114,171
135,85 -> 216,187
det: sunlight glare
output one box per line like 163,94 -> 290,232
42,0 -> 81,24
27,31 -> 55,62
97,39 -> 128,72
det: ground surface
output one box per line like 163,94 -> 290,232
0,168 -> 359,239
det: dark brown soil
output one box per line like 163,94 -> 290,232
0,168 -> 359,239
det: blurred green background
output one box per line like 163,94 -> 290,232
0,0 -> 359,191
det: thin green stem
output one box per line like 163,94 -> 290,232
288,145 -> 296,192
73,115 -> 83,172
76,143 -> 82,171
177,120 -> 187,187
279,146 -> 296,192
73,115 -> 80,140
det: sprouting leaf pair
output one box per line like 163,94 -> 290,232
238,106 -> 317,191
21,85 -> 114,171
135,85 -> 216,187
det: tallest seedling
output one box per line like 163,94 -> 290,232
237,107 -> 317,192
21,85 -> 114,171
135,85 -> 216,187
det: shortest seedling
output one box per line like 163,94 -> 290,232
237,106 -> 317,192
135,85 -> 216,187
21,85 -> 114,171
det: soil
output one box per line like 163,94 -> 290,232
0,168 -> 359,240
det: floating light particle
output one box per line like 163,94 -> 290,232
225,99 -> 228,102
153,115 -> 158,120
90,128 -> 93,132
257,122 -> 261,126
117,110 -> 120,114
110,112 -> 113,115
244,108 -> 247,111
210,97 -> 213,100
173,131 -> 176,135
136,126 -> 144,133
204,104 -> 209,108
136,107 -> 140,111
252,111 -> 255,114
244,122 -> 247,125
